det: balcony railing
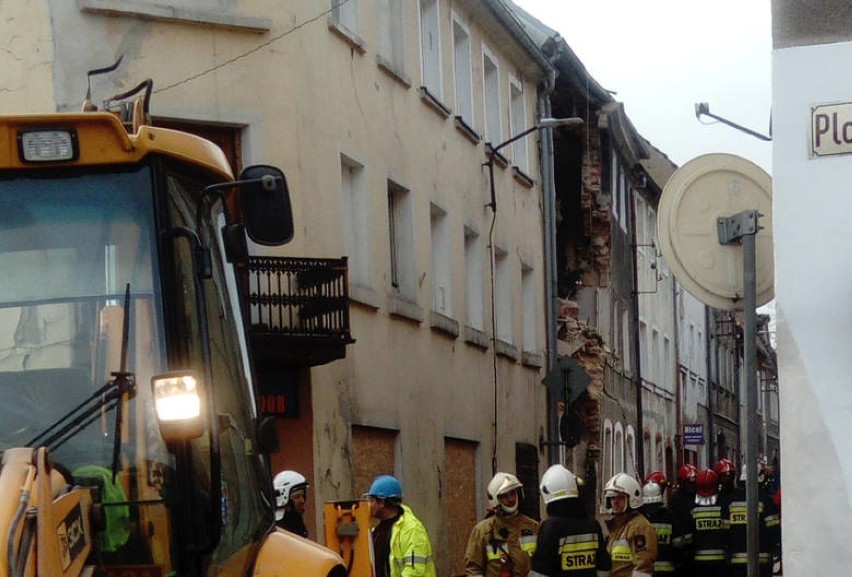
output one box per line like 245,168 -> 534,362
244,256 -> 354,366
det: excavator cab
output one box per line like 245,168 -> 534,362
0,78 -> 343,577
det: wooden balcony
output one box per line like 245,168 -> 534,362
244,256 -> 355,367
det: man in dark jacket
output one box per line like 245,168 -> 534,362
273,469 -> 309,538
640,478 -> 678,575
529,465 -> 610,577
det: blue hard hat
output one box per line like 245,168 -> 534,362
365,475 -> 403,499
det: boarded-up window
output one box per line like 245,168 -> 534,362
515,443 -> 540,521
445,438 -> 477,577
352,426 -> 397,497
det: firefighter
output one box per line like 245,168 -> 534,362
723,467 -> 781,577
529,465 -> 610,577
364,475 -> 437,577
669,464 -> 697,567
273,470 -> 310,538
640,478 -> 677,575
603,473 -> 657,577
645,471 -> 669,503
714,458 -> 737,501
689,468 -> 729,577
464,472 -> 539,577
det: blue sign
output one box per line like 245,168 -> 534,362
683,423 -> 705,445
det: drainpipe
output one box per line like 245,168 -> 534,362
706,307 -> 716,465
629,187 -> 645,477
540,93 -> 559,467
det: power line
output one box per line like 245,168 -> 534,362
155,1 -> 349,94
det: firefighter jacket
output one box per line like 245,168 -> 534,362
276,509 -> 308,538
688,498 -> 729,566
722,486 -> 781,569
387,504 -> 437,577
529,499 -> 611,577
669,488 -> 695,553
464,511 -> 539,577
639,503 -> 676,574
605,510 -> 657,577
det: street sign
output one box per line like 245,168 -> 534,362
683,423 -> 705,445
542,356 -> 592,405
812,102 -> 852,157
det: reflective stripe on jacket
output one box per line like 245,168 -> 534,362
464,512 -> 539,577
390,504 -> 437,577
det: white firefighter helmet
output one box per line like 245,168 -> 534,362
642,480 -> 664,505
273,470 -> 308,519
539,465 -> 579,504
604,473 -> 643,510
487,472 -> 524,514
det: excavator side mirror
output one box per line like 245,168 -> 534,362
238,165 -> 294,246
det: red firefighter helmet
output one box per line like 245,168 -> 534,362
677,463 -> 697,483
695,469 -> 719,497
714,458 -> 736,476
645,471 -> 668,489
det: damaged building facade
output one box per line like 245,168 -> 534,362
514,1 -> 779,510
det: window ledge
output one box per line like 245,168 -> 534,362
512,166 -> 535,188
464,325 -> 489,350
430,311 -> 459,338
388,294 -> 423,323
377,55 -> 412,88
350,283 -> 381,310
327,18 -> 366,53
419,86 -> 452,119
454,116 -> 481,145
495,339 -> 518,361
485,143 -> 509,169
522,351 -> 543,368
78,0 -> 271,32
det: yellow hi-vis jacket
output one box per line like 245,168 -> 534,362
389,504 -> 437,577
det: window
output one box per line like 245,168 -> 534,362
625,427 -> 636,477
494,247 -> 512,343
652,328 -> 661,386
663,336 -> 672,391
614,424 -> 625,474
602,421 -> 613,495
331,0 -> 357,33
387,180 -> 414,298
430,204 -> 451,315
464,227 -> 484,330
509,77 -> 528,174
636,195 -> 647,249
639,320 -> 648,379
521,263 -> 536,352
378,0 -> 404,73
621,308 -> 631,371
419,0 -> 442,98
482,47 -> 501,146
452,15 -> 473,127
340,154 -> 370,287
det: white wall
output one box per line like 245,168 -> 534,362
774,39 -> 852,574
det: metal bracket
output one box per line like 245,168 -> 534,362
717,210 -> 760,245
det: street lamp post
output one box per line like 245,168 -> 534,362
484,116 -> 582,475
485,117 -> 583,212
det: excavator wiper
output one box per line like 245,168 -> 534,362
26,285 -> 136,480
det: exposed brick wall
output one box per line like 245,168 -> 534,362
579,115 -> 612,288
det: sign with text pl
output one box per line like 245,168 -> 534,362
812,102 -> 852,157
683,424 -> 705,445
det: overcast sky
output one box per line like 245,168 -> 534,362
512,0 -> 773,174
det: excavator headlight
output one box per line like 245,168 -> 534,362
152,372 -> 204,440
18,129 -> 78,162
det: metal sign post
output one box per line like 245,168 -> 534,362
718,209 -> 761,577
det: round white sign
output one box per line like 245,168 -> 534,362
657,153 -> 773,311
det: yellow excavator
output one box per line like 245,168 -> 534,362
0,62 -> 348,577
